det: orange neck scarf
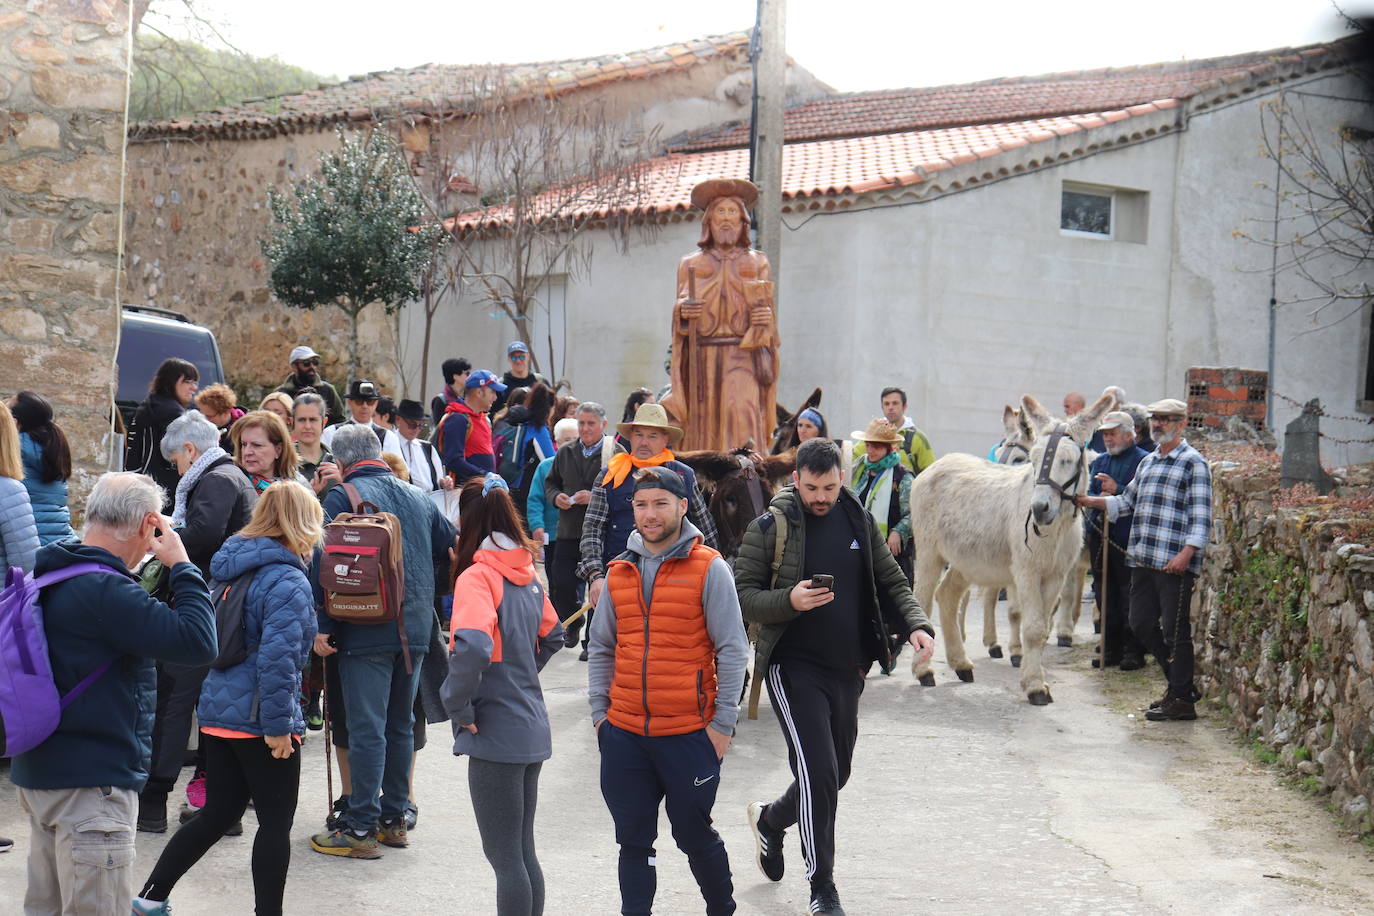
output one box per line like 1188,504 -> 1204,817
602,449 -> 676,489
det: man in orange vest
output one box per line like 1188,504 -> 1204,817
587,466 -> 749,916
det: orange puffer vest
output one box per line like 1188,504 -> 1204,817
605,542 -> 719,737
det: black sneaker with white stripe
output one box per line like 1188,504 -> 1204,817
747,800 -> 784,882
809,881 -> 845,915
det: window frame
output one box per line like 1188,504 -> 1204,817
1059,185 -> 1116,240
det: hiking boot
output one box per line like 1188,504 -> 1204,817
137,792 -> 168,834
1119,654 -> 1145,671
310,828 -> 382,859
809,881 -> 845,915
325,796 -> 349,832
184,773 -> 206,810
563,626 -> 580,649
1145,697 -> 1198,721
0,836 -> 13,854
747,801 -> 784,882
305,699 -> 324,731
578,646 -> 589,662
377,817 -> 409,848
131,898 -> 172,914
403,801 -> 418,831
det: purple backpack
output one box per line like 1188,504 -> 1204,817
0,562 -> 124,757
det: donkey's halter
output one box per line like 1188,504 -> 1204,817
1024,423 -> 1084,544
996,439 -> 1030,465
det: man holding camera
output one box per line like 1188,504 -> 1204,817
734,439 -> 934,916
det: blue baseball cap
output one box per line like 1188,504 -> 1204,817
507,341 -> 529,356
466,369 -> 507,393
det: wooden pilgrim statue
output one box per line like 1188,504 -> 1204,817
661,178 -> 779,452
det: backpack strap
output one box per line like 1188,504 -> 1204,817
748,507 -> 789,721
31,563 -> 126,709
342,482 -> 380,515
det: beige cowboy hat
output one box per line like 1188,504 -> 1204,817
850,418 -> 903,445
617,403 -> 685,447
690,177 -> 759,212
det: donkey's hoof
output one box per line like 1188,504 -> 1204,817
988,645 -> 1003,659
1027,689 -> 1054,706
1056,636 -> 1073,648
917,673 -> 936,687
1009,655 -> 1022,668
956,669 -> 974,683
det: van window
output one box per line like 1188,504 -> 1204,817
116,320 -> 223,404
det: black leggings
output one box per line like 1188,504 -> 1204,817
141,733 -> 300,915
469,758 -> 545,916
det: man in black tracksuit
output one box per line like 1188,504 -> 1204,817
734,439 -> 934,916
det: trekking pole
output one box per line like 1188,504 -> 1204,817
322,653 -> 334,819
562,601 -> 593,629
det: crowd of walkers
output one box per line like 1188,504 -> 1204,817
0,337 -> 1207,916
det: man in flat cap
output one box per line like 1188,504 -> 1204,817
661,178 -> 780,451
1078,398 -> 1212,721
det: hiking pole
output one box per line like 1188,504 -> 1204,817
322,653 -> 334,820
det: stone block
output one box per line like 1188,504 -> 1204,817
50,152 -> 121,204
4,216 -> 57,249
35,1 -> 119,27
0,307 -> 48,341
0,12 -> 25,32
0,253 -> 114,299
12,36 -> 67,64
15,113 -> 61,149
30,65 -> 124,110
75,210 -> 117,252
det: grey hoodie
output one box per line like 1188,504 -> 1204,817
587,519 -> 749,735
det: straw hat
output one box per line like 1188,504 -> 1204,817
850,418 -> 903,445
616,403 -> 685,447
690,178 -> 759,212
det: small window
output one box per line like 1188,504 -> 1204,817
1061,189 -> 1113,237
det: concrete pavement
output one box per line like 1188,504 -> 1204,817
4,599 -> 1373,914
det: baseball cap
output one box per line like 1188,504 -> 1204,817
1097,410 -> 1135,431
632,467 -> 688,500
507,341 -> 529,356
466,369 -> 508,393
345,379 -> 379,401
289,345 -> 319,363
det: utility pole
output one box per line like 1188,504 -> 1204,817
751,0 -> 786,311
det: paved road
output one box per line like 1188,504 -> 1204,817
4,599 -> 1372,914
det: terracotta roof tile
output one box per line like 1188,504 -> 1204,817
131,31 -> 750,141
672,40 -> 1346,152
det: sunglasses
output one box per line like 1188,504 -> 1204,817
295,358 -> 320,368
509,352 -> 527,360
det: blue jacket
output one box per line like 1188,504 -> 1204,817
526,455 -> 558,535
513,423 -> 555,490
198,535 -> 316,738
0,476 -> 39,573
1086,445 -> 1150,545
12,540 -> 216,791
315,465 -> 456,656
20,433 -> 72,545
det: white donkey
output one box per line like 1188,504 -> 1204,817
911,392 -> 1113,704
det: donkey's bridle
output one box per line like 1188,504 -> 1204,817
1024,423 -> 1084,543
996,439 -> 1030,465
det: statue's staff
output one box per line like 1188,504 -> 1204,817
685,266 -> 705,411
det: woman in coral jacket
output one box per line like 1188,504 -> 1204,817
443,474 -> 565,916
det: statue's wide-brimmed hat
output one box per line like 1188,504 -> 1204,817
691,178 -> 759,211
617,403 -> 685,447
850,418 -> 903,445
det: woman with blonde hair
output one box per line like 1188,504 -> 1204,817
0,400 -> 39,574
231,410 -> 303,492
259,392 -> 295,431
134,481 -> 321,916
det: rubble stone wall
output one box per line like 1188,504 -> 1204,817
1196,458 -> 1374,832
0,1 -> 131,510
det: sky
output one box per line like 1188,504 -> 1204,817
154,0 -> 1371,92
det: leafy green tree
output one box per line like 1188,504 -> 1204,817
131,35 -> 329,121
261,130 -> 441,380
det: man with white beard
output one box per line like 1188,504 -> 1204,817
1081,410 -> 1150,670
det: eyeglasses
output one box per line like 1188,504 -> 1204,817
295,358 -> 320,368
510,353 -> 527,361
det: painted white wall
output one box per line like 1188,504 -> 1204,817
400,71 -> 1373,465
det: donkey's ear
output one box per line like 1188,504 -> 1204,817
1002,404 -> 1018,432
1068,391 -> 1115,444
805,387 -> 822,409
775,402 -> 792,425
1020,394 -> 1053,434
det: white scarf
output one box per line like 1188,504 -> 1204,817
171,446 -> 228,526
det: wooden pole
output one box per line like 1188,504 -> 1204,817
1099,519 -> 1110,671
752,0 -> 786,312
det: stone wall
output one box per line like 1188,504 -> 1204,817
1195,448 -> 1374,832
0,1 -> 129,507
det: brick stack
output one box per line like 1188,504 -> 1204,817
1185,367 -> 1268,430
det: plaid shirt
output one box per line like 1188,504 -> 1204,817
576,467 -> 719,582
1105,439 -> 1212,574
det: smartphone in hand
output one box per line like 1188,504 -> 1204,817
810,574 -> 834,591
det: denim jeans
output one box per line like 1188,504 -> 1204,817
337,651 -> 423,832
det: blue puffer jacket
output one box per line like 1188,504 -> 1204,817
0,476 -> 39,573
20,433 -> 73,545
315,465 -> 456,657
198,535 -> 316,737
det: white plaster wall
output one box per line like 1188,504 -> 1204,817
400,71 -> 1373,465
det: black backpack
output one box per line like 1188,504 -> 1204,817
208,571 -> 256,670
